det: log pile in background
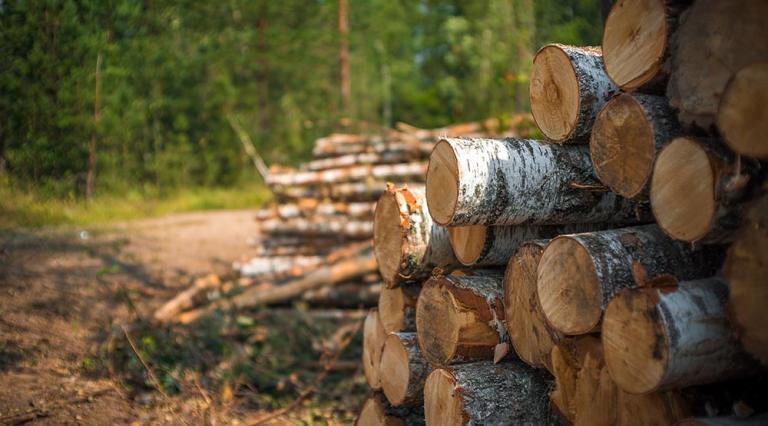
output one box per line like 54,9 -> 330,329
357,0 -> 767,423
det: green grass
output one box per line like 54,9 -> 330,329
0,180 -> 272,229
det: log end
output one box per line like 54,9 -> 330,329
416,279 -> 461,365
602,0 -> 668,91
363,309 -> 386,390
530,44 -> 580,142
374,191 -> 406,283
423,368 -> 465,426
651,137 -> 716,242
537,236 -> 602,335
603,289 -> 667,395
379,286 -> 410,334
448,225 -> 487,266
426,140 -> 459,225
380,334 -> 412,407
717,63 -> 768,159
356,394 -> 405,426
590,93 -> 656,198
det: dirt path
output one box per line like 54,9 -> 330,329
0,210 -> 261,425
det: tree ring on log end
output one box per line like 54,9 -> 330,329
602,0 -> 668,91
603,289 -> 668,394
717,63 -> 768,159
590,93 -> 656,198
356,395 -> 405,426
379,287 -> 407,334
530,45 -> 580,142
416,280 -> 461,364
650,137 -> 716,242
424,369 -> 464,426
374,191 -> 407,283
448,225 -> 487,266
537,236 -> 601,335
380,334 -> 411,406
426,140 -> 459,225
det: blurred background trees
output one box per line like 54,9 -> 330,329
0,0 -> 604,200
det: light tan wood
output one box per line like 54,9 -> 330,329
447,225 -> 486,265
650,137 -> 716,242
549,336 -> 602,422
426,140 -> 459,225
530,45 -> 580,141
602,0 -> 669,90
718,63 -> 768,159
537,237 -> 601,335
423,369 -> 464,426
363,309 -> 387,390
356,394 -> 405,426
374,191 -> 405,283
380,334 -> 411,406
378,285 -> 419,334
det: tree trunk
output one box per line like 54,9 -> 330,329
717,63 -> 768,159
356,393 -> 425,426
503,240 -> 562,370
276,181 -> 389,202
426,138 -> 646,226
86,52 -> 102,200
415,274 -> 505,365
363,309 -> 387,390
301,282 -> 380,308
724,194 -> 768,366
602,0 -> 691,92
380,332 -> 431,407
273,200 -> 375,220
153,274 -> 221,322
530,44 -> 619,143
537,225 -> 725,335
235,255 -> 325,277
590,93 -> 681,199
666,0 -> 768,131
603,277 -> 758,394
338,0 -> 350,116
374,185 -> 457,286
266,162 -> 425,187
311,133 -> 431,159
378,284 -> 420,333
424,361 -> 559,426
260,217 -> 372,239
651,137 -> 761,243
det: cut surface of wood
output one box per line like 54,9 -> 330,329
447,225 -> 486,266
362,309 -> 387,390
380,332 -> 431,407
425,141 -> 459,225
717,63 -> 768,159
378,285 -> 419,333
355,393 -> 424,426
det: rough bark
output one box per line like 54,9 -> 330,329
666,0 -> 768,131
504,240 -> 563,370
602,0 -> 691,92
424,361 -> 559,426
724,194 -> 768,366
267,162 -> 426,187
374,185 -> 457,286
363,309 -> 387,390
380,332 -> 432,407
590,93 -> 682,199
651,137 -> 762,243
260,217 -> 372,240
426,137 -> 647,226
378,284 -> 420,333
530,44 -> 619,143
603,277 -> 758,394
717,63 -> 768,159
356,393 -> 425,426
537,224 -> 725,335
416,274 -> 506,365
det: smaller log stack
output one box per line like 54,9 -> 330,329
357,0 -> 767,423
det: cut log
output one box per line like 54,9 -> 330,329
549,336 -> 602,422
590,93 -> 681,199
677,415 -> 768,426
380,332 -> 431,407
537,225 -> 724,335
275,181 -> 390,202
423,361 -> 559,426
356,393 -> 425,426
717,63 -> 768,159
154,274 -> 221,322
260,217 -> 372,239
725,194 -> 768,366
651,137 -> 760,243
235,255 -> 325,277
415,274 -> 505,365
426,137 -> 646,226
274,200 -> 375,220
602,0 -> 691,92
504,240 -> 562,370
529,44 -> 619,143
374,185 -> 457,286
363,309 -> 387,390
378,284 -> 420,333
666,0 -> 768,130
305,151 -> 414,171
301,282 -> 380,308
267,162 -> 426,187
603,277 -> 758,394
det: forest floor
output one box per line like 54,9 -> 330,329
0,210 -> 366,425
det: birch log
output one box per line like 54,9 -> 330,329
717,63 -> 768,159
260,217 -> 372,239
274,200 -> 375,220
725,194 -> 768,366
504,240 -> 562,370
666,0 -> 768,130
305,151 -> 413,171
378,284 -> 420,333
602,0 -> 691,92
363,309 -> 387,390
590,93 -> 681,199
425,137 -> 646,226
603,277 -> 758,394
537,225 -> 724,335
549,336 -> 602,422
267,162 -> 426,187
380,332 -> 431,407
356,393 -> 425,426
529,44 -> 619,143
374,185 -> 457,286
423,361 -> 559,426
415,274 -> 506,365
235,255 -> 325,277
276,181 -> 389,202
651,137 -> 760,243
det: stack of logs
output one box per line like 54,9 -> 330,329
357,0 -> 768,424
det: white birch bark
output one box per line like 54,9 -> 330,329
267,162 -> 426,187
